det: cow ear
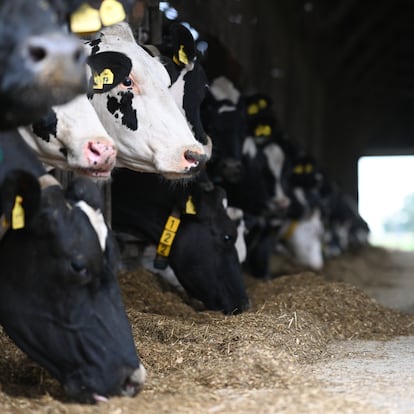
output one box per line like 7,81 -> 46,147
169,23 -> 196,66
86,51 -> 132,94
65,176 -> 104,211
0,170 -> 41,229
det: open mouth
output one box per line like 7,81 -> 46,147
76,167 -> 113,179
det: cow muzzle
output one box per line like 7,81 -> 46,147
183,150 -> 208,174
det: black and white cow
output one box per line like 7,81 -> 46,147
111,169 -> 250,315
86,22 -> 210,179
18,94 -> 117,180
0,0 -> 88,129
0,130 -> 145,403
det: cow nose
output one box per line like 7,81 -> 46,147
85,140 -> 117,169
121,365 -> 147,397
26,33 -> 87,94
183,150 -> 208,171
275,197 -> 291,210
27,34 -> 85,67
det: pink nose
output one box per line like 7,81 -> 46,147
85,140 -> 117,169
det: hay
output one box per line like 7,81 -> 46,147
0,246 -> 413,413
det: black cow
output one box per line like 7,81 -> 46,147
0,0 -> 89,129
111,168 -> 250,315
0,130 -> 145,403
0,0 -> 138,129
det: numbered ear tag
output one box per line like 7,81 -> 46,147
293,165 -> 304,174
247,103 -> 259,115
258,98 -> 268,109
305,163 -> 314,173
254,124 -> 272,137
70,3 -> 101,35
185,196 -> 197,215
11,195 -> 24,230
178,45 -> 189,65
173,45 -> 189,66
100,0 -> 126,26
93,68 -> 114,90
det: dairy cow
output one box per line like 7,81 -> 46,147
0,0 -> 87,129
18,94 -> 117,180
111,169 -> 250,315
0,130 -> 145,403
86,22 -> 209,179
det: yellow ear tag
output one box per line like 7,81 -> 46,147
247,103 -> 259,115
258,98 -> 268,109
282,220 -> 299,240
70,3 -> 101,35
185,196 -> 197,215
93,68 -> 114,90
100,0 -> 126,26
11,195 -> 24,230
178,45 -> 189,65
254,124 -> 272,137
305,163 -> 313,173
293,165 -> 304,174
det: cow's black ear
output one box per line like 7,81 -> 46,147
86,51 -> 132,94
66,176 -> 104,211
170,23 -> 196,65
0,170 -> 41,228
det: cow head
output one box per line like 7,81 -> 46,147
19,95 -> 117,181
86,22 -> 209,179
166,185 -> 250,314
0,0 -> 88,129
0,172 -> 145,403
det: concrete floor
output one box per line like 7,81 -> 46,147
312,250 -> 414,413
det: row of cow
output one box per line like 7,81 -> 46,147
0,1 -> 369,405
0,1 -> 200,404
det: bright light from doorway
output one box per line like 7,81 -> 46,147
358,155 -> 414,250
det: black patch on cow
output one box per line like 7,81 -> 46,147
31,109 -> 58,143
89,38 -> 101,55
59,147 -> 68,159
106,92 -> 138,131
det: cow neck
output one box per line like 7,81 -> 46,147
0,173 -> 61,242
153,195 -> 197,270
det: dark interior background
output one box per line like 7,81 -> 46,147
143,0 -> 414,200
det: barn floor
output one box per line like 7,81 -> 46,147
1,245 -> 414,413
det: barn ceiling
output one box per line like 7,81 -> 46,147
295,0 -> 414,103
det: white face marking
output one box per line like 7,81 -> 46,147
226,206 -> 247,263
242,137 -> 257,158
209,76 -> 240,104
263,143 -> 289,206
76,201 -> 108,251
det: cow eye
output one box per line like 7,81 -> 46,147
71,260 -> 88,278
122,77 -> 133,87
223,234 -> 233,244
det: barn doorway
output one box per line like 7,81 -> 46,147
358,155 -> 414,251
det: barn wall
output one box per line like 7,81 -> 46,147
166,0 -> 396,199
